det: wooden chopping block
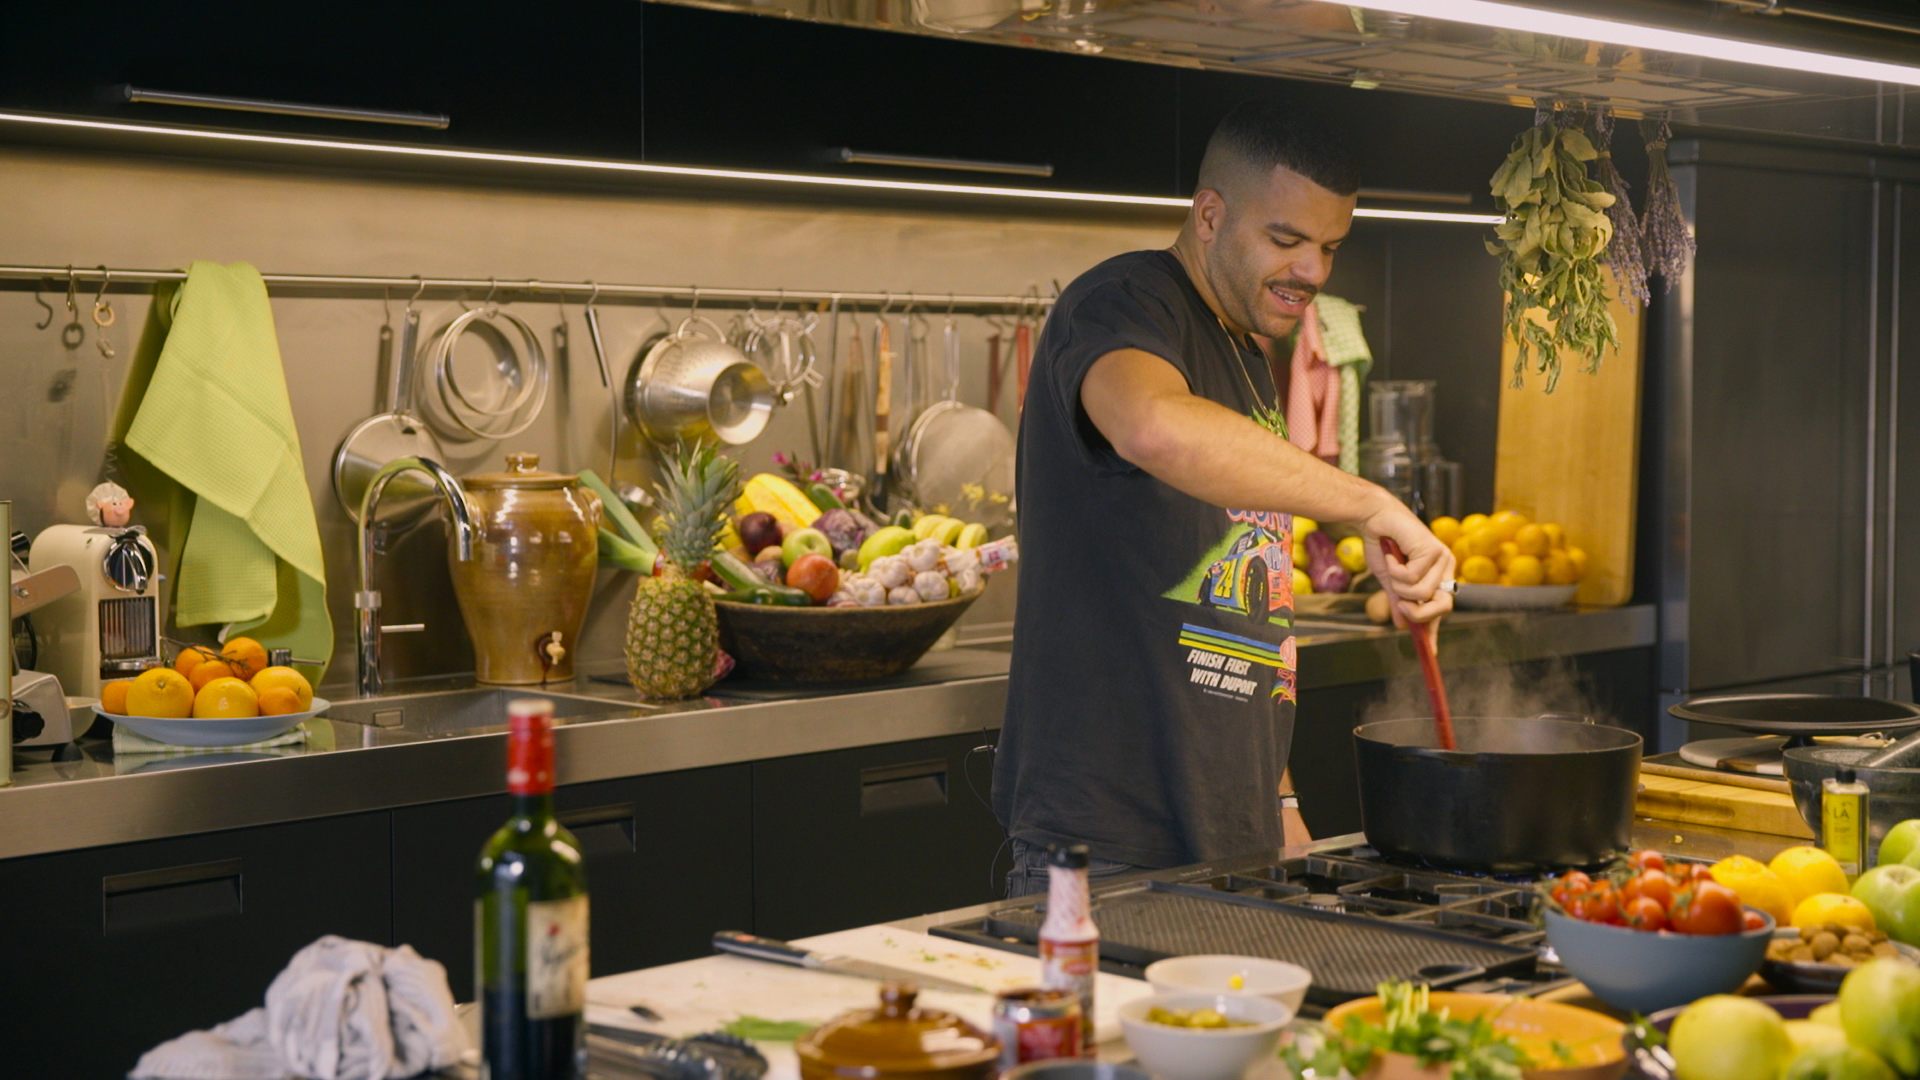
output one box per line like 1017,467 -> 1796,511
1494,267 -> 1645,607
1637,771 -> 1815,840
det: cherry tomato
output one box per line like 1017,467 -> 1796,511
1629,850 -> 1667,874
1742,910 -> 1768,933
1623,895 -> 1669,932
1560,870 -> 1593,894
1670,881 -> 1742,935
1579,882 -> 1623,925
1627,869 -> 1673,912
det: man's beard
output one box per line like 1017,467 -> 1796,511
1206,236 -> 1317,339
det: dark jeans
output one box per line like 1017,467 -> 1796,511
1004,838 -> 1148,898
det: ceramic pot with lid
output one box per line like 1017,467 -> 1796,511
450,452 -> 602,685
797,984 -> 1000,1080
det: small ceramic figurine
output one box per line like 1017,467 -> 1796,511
87,481 -> 135,528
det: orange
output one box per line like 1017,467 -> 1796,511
189,658 -> 240,692
1507,554 -> 1545,587
249,666 -> 313,711
1514,523 -> 1549,558
127,667 -> 194,718
220,636 -> 269,680
193,676 -> 259,719
257,687 -> 304,716
174,645 -> 219,677
99,679 -> 133,716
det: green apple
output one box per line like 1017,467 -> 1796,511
1839,958 -> 1920,1076
1783,1043 -> 1899,1080
1853,864 -> 1920,946
856,526 -> 914,571
1669,995 -> 1792,1080
1881,819 -> 1920,868
781,527 -> 832,568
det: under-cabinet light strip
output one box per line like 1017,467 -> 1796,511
0,111 -> 1502,224
1346,0 -> 1920,88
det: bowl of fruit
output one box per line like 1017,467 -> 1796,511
1542,849 -> 1775,1015
1431,510 -> 1586,610
95,638 -> 324,746
705,475 -> 1010,682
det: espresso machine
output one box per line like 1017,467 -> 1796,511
28,523 -> 163,698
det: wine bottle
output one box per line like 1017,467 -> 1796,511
477,698 -> 589,1080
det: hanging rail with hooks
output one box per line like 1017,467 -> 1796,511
0,265 -> 1056,316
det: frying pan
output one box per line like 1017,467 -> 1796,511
1667,694 -> 1920,743
332,306 -> 446,527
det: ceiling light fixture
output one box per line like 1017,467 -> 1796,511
1346,0 -> 1920,88
0,111 -> 1501,224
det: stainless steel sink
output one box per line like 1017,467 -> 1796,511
321,688 -> 652,737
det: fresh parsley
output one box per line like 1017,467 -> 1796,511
1280,981 -> 1556,1080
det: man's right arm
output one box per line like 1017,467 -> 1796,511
1080,348 -> 1453,624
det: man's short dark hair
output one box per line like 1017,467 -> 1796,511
1199,97 -> 1359,197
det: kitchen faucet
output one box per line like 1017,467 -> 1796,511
355,456 -> 475,697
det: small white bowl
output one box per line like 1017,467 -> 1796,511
1144,955 -> 1313,1013
1118,990 -> 1291,1080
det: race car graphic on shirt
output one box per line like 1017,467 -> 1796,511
1163,508 -> 1296,705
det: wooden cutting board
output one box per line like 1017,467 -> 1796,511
1493,269 -> 1645,607
1636,771 -> 1816,840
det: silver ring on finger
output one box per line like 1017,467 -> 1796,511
1440,579 -> 1459,595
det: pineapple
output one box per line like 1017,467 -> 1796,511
625,443 -> 740,699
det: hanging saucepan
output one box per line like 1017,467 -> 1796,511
625,315 -> 774,445
1353,714 -> 1642,872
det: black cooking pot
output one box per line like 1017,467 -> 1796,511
1353,715 -> 1643,872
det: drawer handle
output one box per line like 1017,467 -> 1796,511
833,148 -> 1054,178
558,803 -> 636,856
860,759 -> 948,815
122,86 -> 450,130
102,857 -> 242,935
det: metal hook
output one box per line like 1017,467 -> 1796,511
92,267 -> 112,313
65,266 -> 78,313
407,275 -> 426,312
483,276 -> 499,314
92,267 -> 116,358
586,281 -> 601,311
33,279 -> 53,330
775,287 -> 787,316
879,292 -> 893,316
946,293 -> 956,318
381,286 -> 392,327
689,286 -> 700,319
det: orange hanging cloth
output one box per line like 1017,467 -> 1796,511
1284,302 -> 1340,464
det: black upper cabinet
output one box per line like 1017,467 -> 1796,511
641,4 -> 1181,195
0,0 -> 650,160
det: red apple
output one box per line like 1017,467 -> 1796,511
786,553 -> 839,603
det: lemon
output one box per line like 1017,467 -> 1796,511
1293,542 -> 1310,570
1430,517 -> 1462,547
1335,535 -> 1368,573
1460,555 -> 1499,585
1790,892 -> 1877,933
1541,522 -> 1566,550
193,676 -> 260,720
1466,528 -> 1501,558
1490,511 -> 1528,543
1293,517 -> 1319,537
1460,513 -> 1489,534
1772,846 -> 1851,904
1507,554 -> 1545,587
1567,546 -> 1590,579
1710,855 -> 1796,924
127,667 -> 194,719
1544,550 -> 1580,586
1450,536 -> 1474,565
1514,523 -> 1549,557
1292,568 -> 1312,596
1496,541 -> 1520,570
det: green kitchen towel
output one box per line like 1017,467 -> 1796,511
1313,295 -> 1374,475
110,261 -> 332,681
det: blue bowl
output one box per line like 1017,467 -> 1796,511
1545,907 -> 1773,1015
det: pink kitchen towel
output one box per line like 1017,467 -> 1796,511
1285,302 -> 1340,464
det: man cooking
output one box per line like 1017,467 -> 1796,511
994,98 -> 1455,897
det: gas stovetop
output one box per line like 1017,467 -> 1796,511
930,843 -> 1574,1013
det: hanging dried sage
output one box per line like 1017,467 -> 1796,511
1487,114 -> 1621,392
1641,116 -> 1696,284
1588,109 -> 1649,311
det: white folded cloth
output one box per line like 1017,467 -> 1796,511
130,936 -> 469,1080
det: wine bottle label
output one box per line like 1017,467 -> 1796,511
525,894 -> 589,1019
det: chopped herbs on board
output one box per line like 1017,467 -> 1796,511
1281,980 -> 1570,1080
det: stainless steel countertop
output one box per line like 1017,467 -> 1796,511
0,605 -> 1654,861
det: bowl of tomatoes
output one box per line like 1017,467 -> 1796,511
1542,850 -> 1774,1015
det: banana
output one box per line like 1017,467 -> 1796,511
931,518 -> 966,546
913,515 -> 954,541
956,523 -> 988,550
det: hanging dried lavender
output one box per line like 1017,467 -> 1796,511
1640,116 -> 1696,285
1588,110 -> 1649,311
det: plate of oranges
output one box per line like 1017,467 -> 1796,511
95,637 -> 329,746
1430,510 -> 1587,610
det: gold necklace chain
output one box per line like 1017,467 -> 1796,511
1216,315 -> 1287,438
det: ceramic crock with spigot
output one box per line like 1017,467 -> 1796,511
450,452 -> 602,685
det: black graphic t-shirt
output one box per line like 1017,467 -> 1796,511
994,249 -> 1299,869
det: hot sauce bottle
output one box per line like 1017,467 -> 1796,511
1038,844 -> 1099,1053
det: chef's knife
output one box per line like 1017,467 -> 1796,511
711,931 -> 985,994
